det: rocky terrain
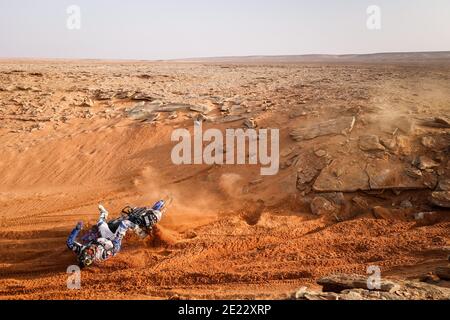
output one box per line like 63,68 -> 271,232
291,272 -> 450,300
0,57 -> 449,299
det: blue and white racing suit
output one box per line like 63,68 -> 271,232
67,207 -> 134,262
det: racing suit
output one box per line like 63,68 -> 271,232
66,206 -> 134,263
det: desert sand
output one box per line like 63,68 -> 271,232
0,55 -> 449,299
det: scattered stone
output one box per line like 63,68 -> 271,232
292,287 -> 339,300
131,92 -> 154,101
320,192 -> 345,206
430,191 -> 450,208
229,105 -> 245,114
380,137 -> 397,150
16,85 -> 32,91
373,206 -> 394,220
95,91 -> 114,100
243,118 -> 257,129
81,98 -> 94,107
310,196 -> 337,216
314,149 -> 327,157
396,135 -> 413,155
127,103 -> 157,120
249,178 -> 263,185
290,116 -> 355,141
421,136 -> 437,149
114,90 -> 131,99
437,178 -> 450,191
184,230 -> 198,239
413,211 -> 448,226
144,112 -> 160,122
359,135 -> 385,152
405,166 -> 423,179
414,156 -> 439,170
189,104 -> 212,114
400,200 -> 413,208
280,146 -> 297,158
216,115 -> 246,123
168,111 -> 178,120
195,113 -> 209,122
422,171 -> 438,189
296,167 -> 318,191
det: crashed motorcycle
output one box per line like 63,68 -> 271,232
80,199 -> 171,244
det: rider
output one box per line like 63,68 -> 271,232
66,204 -> 134,268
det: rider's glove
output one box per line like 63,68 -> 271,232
76,221 -> 83,230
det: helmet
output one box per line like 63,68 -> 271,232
78,244 -> 97,268
152,200 -> 165,212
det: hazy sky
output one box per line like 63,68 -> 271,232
0,0 -> 449,60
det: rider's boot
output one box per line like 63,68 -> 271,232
98,204 -> 109,222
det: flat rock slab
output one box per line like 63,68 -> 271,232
290,116 -> 355,141
189,104 -> 213,114
127,103 -> 194,119
419,116 -> 450,129
216,115 -> 247,123
313,159 -> 369,192
131,92 -> 154,101
157,103 -> 193,112
317,274 -> 401,293
366,159 -> 427,190
314,158 -> 427,192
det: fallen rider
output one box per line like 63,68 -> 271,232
67,205 -> 134,268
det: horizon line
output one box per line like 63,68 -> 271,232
0,50 -> 449,63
